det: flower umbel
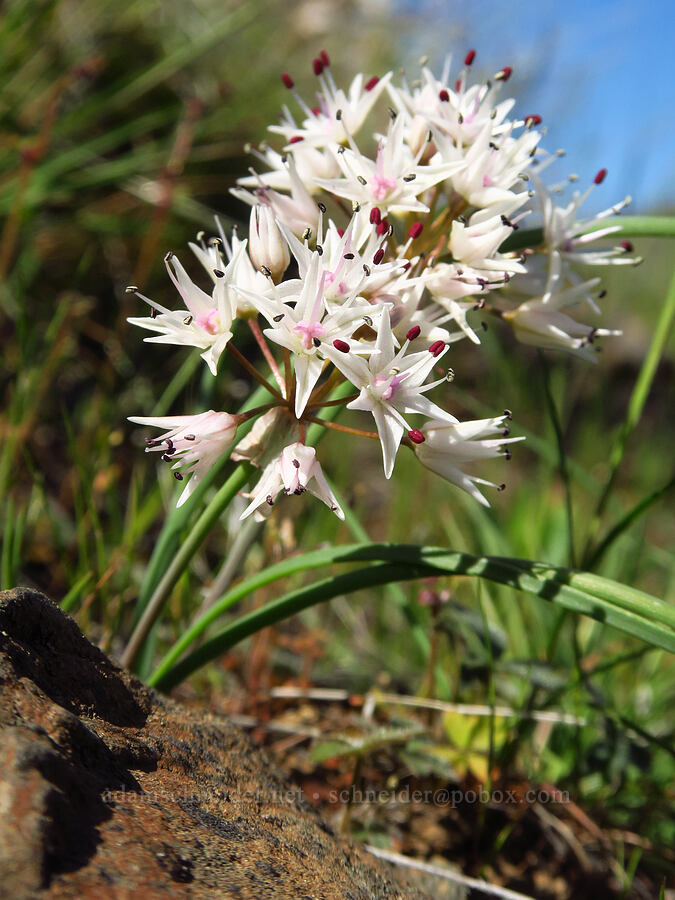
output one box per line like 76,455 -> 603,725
127,49 -> 635,520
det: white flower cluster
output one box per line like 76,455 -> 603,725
128,50 -> 638,518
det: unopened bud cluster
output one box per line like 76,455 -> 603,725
128,50 -> 637,519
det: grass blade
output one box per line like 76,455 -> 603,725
584,264 -> 675,558
584,472 -> 675,570
150,543 -> 675,691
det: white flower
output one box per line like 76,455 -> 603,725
389,56 -> 518,150
420,262 -> 498,344
189,219 -> 269,314
244,252 -> 377,418
314,114 -> 464,215
434,120 -> 539,209
323,307 -> 458,478
127,251 -> 238,375
232,155 -> 319,237
270,63 -> 392,148
384,286 -> 460,347
503,267 -> 620,362
415,415 -> 523,506
281,209 -> 404,305
238,143 -> 340,194
240,442 -> 344,520
533,171 -> 638,267
248,205 -> 290,283
449,210 -> 528,276
231,407 -> 294,467
128,411 -> 239,506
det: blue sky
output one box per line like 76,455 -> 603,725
394,0 -> 674,213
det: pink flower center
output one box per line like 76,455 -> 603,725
325,272 -> 349,296
196,309 -> 220,334
370,173 -> 397,201
293,319 -> 326,350
374,371 -> 408,401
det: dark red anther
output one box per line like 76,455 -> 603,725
369,206 -> 381,225
320,50 -> 330,67
594,168 -> 607,184
289,135 -> 304,144
376,219 -> 389,236
439,89 -> 450,102
373,247 -> 385,265
408,429 -> 425,444
281,73 -> 294,90
406,325 -> 421,341
497,66 -> 512,82
364,76 -> 379,91
311,105 -> 322,116
525,114 -> 542,126
313,58 -> 324,76
455,79 -> 462,91
429,339 -> 445,357
333,339 -> 350,353
408,222 -> 424,240
464,49 -> 476,66
337,228 -> 345,237
401,261 -> 411,271
620,240 -> 633,252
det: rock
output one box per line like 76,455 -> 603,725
0,588 -> 428,899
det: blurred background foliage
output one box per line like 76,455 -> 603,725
1,0 -> 673,887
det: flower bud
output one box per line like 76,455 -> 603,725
248,205 -> 290,283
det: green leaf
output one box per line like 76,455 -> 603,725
150,543 -> 675,691
502,216 -> 675,253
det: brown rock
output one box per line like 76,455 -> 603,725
0,588 -> 428,899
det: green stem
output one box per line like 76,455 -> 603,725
121,462 -> 253,670
583,265 -> 675,559
151,352 -> 202,417
130,384 -> 269,671
477,586 -> 496,828
538,352 -> 576,567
